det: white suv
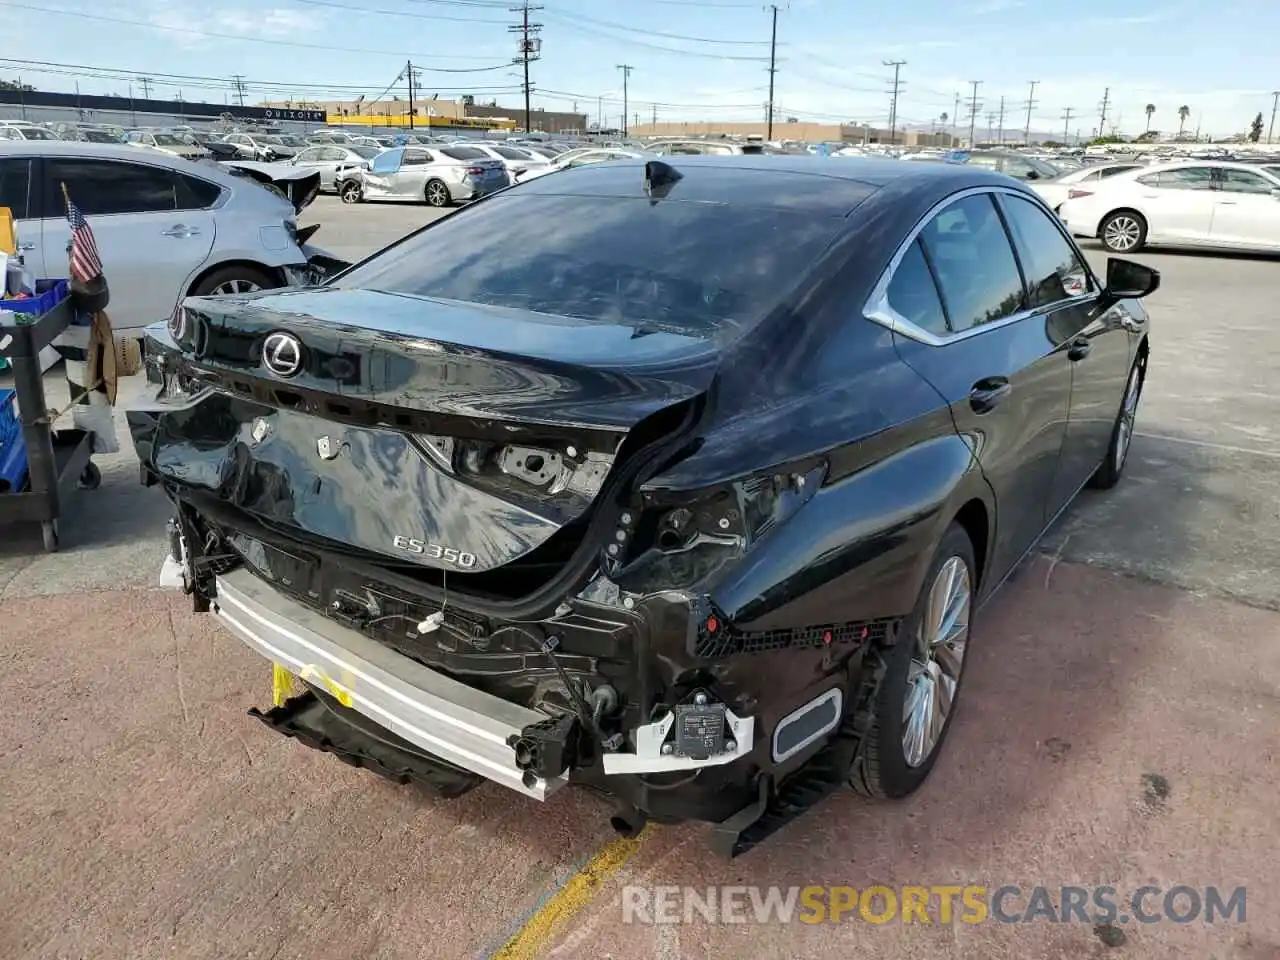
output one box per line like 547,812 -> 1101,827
0,141 -> 340,331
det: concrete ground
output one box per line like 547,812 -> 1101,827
2,197 -> 1278,959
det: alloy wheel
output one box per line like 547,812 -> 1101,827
902,556 -> 970,768
1104,216 -> 1141,251
426,182 -> 449,206
210,278 -> 262,295
1115,364 -> 1142,470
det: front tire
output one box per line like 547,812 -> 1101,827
424,179 -> 451,208
1090,357 -> 1144,489
1099,210 -> 1147,253
849,523 -> 975,799
340,181 -> 363,203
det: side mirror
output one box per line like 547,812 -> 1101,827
1103,257 -> 1161,301
1024,170 -> 1041,181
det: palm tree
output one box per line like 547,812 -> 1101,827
1144,103 -> 1156,131
1177,105 -> 1191,137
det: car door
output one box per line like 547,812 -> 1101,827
1131,166 -> 1218,242
0,156 -> 45,276
362,147 -> 404,201
291,145 -> 325,178
37,156 -> 215,327
998,191 -> 1131,514
878,189 -> 1073,583
1208,167 -> 1280,248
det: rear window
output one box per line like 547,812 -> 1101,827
351,146 -> 380,159
441,147 -> 487,161
337,194 -> 844,339
492,146 -> 531,160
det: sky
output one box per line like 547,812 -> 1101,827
2,0 -> 1278,138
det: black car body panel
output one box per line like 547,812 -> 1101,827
128,156 -> 1151,842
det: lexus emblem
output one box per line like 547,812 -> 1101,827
262,332 -> 303,377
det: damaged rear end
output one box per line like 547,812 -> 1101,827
130,163 -> 873,854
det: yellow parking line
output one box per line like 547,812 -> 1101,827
491,826 -> 652,960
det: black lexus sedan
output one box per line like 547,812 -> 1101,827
128,155 -> 1155,857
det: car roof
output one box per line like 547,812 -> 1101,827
513,154 -> 1021,217
0,140 -> 252,188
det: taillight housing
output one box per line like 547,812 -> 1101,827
606,461 -> 828,578
467,166 -> 485,176
1067,188 -> 1094,200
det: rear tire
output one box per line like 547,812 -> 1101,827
424,179 -> 451,208
1099,210 -> 1147,253
849,523 -> 975,799
1090,357 -> 1144,489
340,180 -> 363,203
190,265 -> 280,298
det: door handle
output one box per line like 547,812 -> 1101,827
969,377 -> 1011,414
161,225 -> 200,238
1068,337 -> 1091,361
1217,200 -> 1237,205
17,241 -> 34,251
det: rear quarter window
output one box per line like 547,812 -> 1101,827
441,147 -> 487,161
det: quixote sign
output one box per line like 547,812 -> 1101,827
262,108 -> 327,122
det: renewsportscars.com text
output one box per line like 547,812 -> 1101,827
621,885 -> 1247,926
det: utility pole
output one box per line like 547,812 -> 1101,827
884,59 -> 906,145
651,103 -> 657,127
405,60 -> 415,130
510,2 -> 543,134
996,95 -> 1006,144
766,4 -> 779,140
1098,86 -> 1110,138
231,75 -> 246,107
952,91 -> 961,143
1269,90 -> 1279,144
966,80 -> 983,147
987,111 -> 996,143
617,64 -> 633,136
1061,106 -> 1074,145
138,76 -> 153,99
596,95 -> 602,131
1023,79 -> 1038,143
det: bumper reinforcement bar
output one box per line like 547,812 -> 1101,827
212,569 -> 569,800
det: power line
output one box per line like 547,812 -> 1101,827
540,6 -> 772,44
509,2 -> 542,133
765,4 -> 779,139
884,60 -> 906,145
617,63 -> 633,136
289,0 -> 508,23
1023,79 -> 1038,143
0,0 -> 514,69
547,17 -> 771,60
966,79 -> 983,147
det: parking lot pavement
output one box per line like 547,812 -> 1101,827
2,205 -> 1279,958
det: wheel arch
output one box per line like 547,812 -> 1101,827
185,259 -> 287,297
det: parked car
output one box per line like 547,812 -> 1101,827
338,145 -> 509,206
963,150 -> 1064,182
290,144 -> 382,193
1030,162 -> 1144,212
647,139 -> 752,156
0,122 -> 60,141
220,133 -> 298,161
129,157 -> 1155,856
0,141 -> 342,332
125,129 -> 211,162
513,147 -> 653,183
1058,160 -> 1280,253
471,143 -> 552,180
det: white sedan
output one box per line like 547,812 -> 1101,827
1029,161 -> 1143,212
1057,160 -> 1280,253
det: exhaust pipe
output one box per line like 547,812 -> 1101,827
609,805 -> 648,838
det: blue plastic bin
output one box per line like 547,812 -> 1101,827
0,387 -> 26,494
0,279 -> 70,319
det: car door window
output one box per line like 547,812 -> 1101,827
918,193 -> 1025,332
402,149 -> 431,165
1219,169 -> 1276,195
174,173 -> 222,210
1000,194 -> 1093,308
47,158 -> 178,215
1136,167 -> 1216,190
1099,164 -> 1140,179
0,157 -> 32,218
886,239 -> 949,336
295,148 -> 319,162
1002,156 -> 1035,180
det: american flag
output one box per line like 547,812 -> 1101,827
65,192 -> 103,285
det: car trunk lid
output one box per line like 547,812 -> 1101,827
148,287 -> 717,573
